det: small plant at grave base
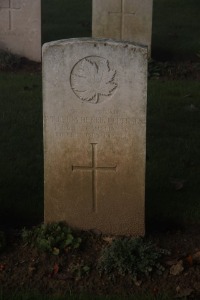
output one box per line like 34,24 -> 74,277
71,262 -> 90,280
0,50 -> 21,70
98,237 -> 170,282
0,231 -> 6,252
22,222 -> 82,255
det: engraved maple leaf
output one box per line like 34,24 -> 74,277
71,58 -> 118,104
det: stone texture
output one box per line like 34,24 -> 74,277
43,38 -> 147,236
92,0 -> 153,56
0,0 -> 41,62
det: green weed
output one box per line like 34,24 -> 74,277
22,222 -> 82,255
98,237 -> 169,280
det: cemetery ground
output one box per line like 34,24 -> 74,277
0,0 -> 200,299
1,62 -> 200,300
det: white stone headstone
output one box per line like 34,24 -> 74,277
92,0 -> 153,56
43,38 -> 147,236
0,0 -> 41,62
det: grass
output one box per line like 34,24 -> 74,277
42,0 -> 91,43
0,74 -> 200,230
0,73 -> 43,227
146,80 -> 200,231
152,0 -> 200,61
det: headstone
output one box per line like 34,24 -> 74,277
92,0 -> 153,56
0,0 -> 41,62
43,38 -> 147,236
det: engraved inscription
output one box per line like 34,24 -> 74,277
108,0 -> 136,39
72,143 -> 117,212
44,112 -> 145,139
70,56 -> 118,104
0,0 -> 21,30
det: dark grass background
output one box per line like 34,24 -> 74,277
152,0 -> 200,61
0,0 -> 200,229
146,80 -> 200,232
0,74 -> 43,226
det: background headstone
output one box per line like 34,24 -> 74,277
0,0 -> 41,62
43,38 -> 147,236
92,0 -> 153,56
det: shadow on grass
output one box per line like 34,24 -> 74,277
42,0 -> 92,43
146,80 -> 200,232
0,73 -> 43,228
152,0 -> 200,61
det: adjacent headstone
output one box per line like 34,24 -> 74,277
92,0 -> 153,56
43,38 -> 147,236
0,0 -> 41,62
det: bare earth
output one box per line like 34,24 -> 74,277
1,226 -> 200,299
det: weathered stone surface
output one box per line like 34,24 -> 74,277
0,0 -> 41,61
43,38 -> 147,236
92,0 -> 153,56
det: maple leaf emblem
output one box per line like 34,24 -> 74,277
70,56 -> 118,104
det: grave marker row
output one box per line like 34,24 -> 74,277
0,0 -> 153,60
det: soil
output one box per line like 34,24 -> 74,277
1,227 -> 200,299
1,60 -> 200,299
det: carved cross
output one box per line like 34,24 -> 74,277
108,0 -> 136,39
0,0 -> 21,30
72,143 -> 117,212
